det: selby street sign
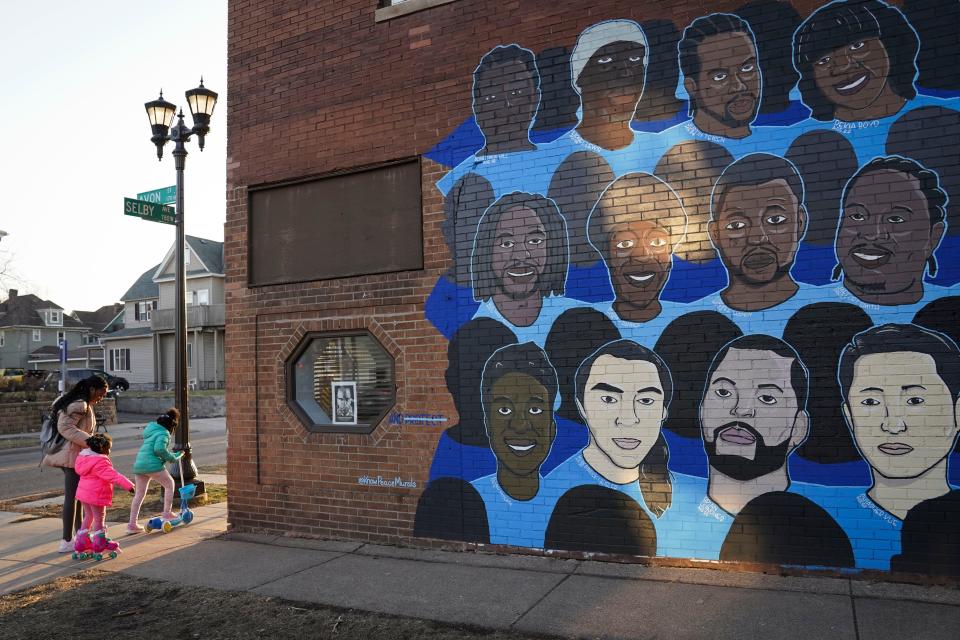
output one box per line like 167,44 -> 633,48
124,197 -> 176,225
137,185 -> 177,205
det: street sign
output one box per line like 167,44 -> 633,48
137,185 -> 177,204
124,197 -> 176,225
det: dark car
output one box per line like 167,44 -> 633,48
41,368 -> 130,395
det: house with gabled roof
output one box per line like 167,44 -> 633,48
100,236 -> 225,390
0,290 -> 91,369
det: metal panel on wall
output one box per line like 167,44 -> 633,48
249,159 -> 423,286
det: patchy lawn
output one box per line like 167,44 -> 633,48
0,437 -> 36,451
197,463 -> 227,475
0,572 -> 560,640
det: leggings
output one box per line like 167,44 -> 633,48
129,470 -> 175,525
61,467 -> 82,542
80,502 -> 106,533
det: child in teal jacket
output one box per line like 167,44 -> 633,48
127,408 -> 183,533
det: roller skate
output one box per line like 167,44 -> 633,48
71,530 -> 94,560
89,530 -> 121,561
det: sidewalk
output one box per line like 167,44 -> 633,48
1,505 -> 958,639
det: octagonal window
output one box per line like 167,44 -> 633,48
287,332 -> 395,433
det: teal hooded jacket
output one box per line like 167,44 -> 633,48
133,421 -> 181,474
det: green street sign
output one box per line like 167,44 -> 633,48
124,197 -> 175,225
137,185 -> 177,205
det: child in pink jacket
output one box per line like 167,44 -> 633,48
74,434 -> 135,549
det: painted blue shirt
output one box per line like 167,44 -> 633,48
655,472 -> 734,561
790,483 -> 903,571
472,295 -> 575,346
819,282 -> 958,326
655,120 -> 798,162
595,299 -> 688,348
682,281 -> 825,338
470,472 -> 558,548
435,141 -> 576,201
788,93 -> 960,165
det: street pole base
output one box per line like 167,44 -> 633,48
174,478 -> 206,498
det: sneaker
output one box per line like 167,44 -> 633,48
57,539 -> 73,553
126,523 -> 144,535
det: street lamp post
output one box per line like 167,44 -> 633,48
144,80 -> 218,495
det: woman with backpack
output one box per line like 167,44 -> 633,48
41,375 -> 109,553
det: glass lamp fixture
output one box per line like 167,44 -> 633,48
144,91 -> 177,160
185,78 -> 219,150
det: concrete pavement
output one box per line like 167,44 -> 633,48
2,505 -> 959,639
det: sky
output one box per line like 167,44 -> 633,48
0,1 -> 228,313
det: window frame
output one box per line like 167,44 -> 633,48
49,310 -> 62,326
284,330 -> 396,434
109,348 -> 131,372
32,329 -> 41,342
0,330 -> 4,347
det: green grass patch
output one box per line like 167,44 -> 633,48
0,437 -> 36,451
123,390 -> 224,398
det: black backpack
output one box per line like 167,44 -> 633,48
39,409 -> 65,460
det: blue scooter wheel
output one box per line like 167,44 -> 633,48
182,511 -> 194,524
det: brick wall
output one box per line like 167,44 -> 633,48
0,398 -> 116,435
227,0 -> 960,578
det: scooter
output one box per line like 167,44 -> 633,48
145,455 -> 196,533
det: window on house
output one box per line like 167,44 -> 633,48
135,301 -> 154,321
196,289 -> 209,305
0,331 -> 4,347
185,250 -> 191,266
109,348 -> 130,372
49,310 -> 62,325
32,329 -> 41,342
286,332 -> 395,433
57,331 -> 65,345
249,159 -> 422,286
187,342 -> 193,368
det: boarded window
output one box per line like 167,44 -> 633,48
249,159 -> 423,286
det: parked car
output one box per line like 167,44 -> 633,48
40,368 -> 130,395
0,368 -> 26,383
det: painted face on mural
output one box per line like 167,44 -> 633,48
486,372 -> 555,481
687,31 -> 759,137
838,169 -> 944,305
812,37 -> 892,118
578,355 -> 666,470
577,40 -> 647,111
474,61 -> 539,148
491,206 -> 548,299
711,179 -> 804,287
607,218 -> 674,310
844,351 -> 960,480
701,348 -> 807,482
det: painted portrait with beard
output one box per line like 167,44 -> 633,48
699,335 -> 810,515
471,193 -> 569,328
835,156 -> 946,306
587,173 -> 687,324
709,154 -> 808,312
679,13 -> 761,140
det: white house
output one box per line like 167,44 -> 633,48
101,236 -> 225,390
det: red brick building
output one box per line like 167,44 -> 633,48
226,0 -> 960,578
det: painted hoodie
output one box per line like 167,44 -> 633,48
75,449 -> 135,507
133,421 -> 181,474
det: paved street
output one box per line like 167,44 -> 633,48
0,416 -> 226,501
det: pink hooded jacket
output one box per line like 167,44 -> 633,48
74,449 -> 135,507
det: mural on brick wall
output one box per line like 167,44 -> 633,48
415,0 -> 960,575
